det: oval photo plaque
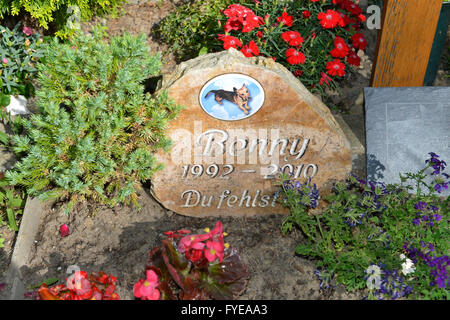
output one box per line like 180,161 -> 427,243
199,73 -> 265,121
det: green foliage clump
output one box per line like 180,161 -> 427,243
0,173 -> 26,232
0,0 -> 126,39
0,22 -> 44,101
155,0 -> 252,62
280,153 -> 449,300
6,26 -> 182,212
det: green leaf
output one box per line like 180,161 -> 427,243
30,278 -> 59,289
198,47 -> 208,56
0,93 -> 10,107
6,208 -> 19,231
0,131 -> 9,145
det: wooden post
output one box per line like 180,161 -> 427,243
371,0 -> 443,87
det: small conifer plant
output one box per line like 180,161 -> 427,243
6,26 -> 181,212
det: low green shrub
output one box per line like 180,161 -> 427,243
280,152 -> 449,300
0,0 -> 126,39
6,26 -> 182,212
155,0 -> 252,62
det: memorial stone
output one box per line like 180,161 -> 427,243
151,49 -> 352,217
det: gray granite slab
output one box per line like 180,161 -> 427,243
364,87 -> 449,196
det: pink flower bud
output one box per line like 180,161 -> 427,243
2,58 -> 8,64
23,26 -> 34,36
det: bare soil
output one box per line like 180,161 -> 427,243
12,187 -> 361,300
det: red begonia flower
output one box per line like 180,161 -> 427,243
134,270 -> 160,300
66,271 -> 92,299
204,240 -> 225,263
178,234 -> 209,253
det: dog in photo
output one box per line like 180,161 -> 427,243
204,84 -> 251,115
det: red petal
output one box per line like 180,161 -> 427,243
59,224 -> 70,237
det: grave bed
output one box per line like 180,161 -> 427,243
3,188 -> 364,300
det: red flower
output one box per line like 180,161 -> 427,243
352,33 -> 367,50
223,4 -> 253,18
333,0 -> 345,6
281,31 -> 304,47
223,4 -> 263,33
134,270 -> 160,300
218,34 -> 243,50
256,31 -> 263,38
185,248 -> 204,262
208,221 -> 223,237
59,224 -> 70,237
224,18 -> 242,32
163,229 -> 191,239
286,48 -> 305,65
357,14 -> 366,22
276,11 -> 294,27
302,10 -> 311,19
178,233 -> 208,253
90,288 -> 103,300
318,10 -> 343,29
66,271 -> 92,299
294,70 -> 303,77
319,72 -> 333,85
326,59 -> 346,77
344,0 -> 362,16
339,12 -> 351,27
242,14 -> 264,32
346,50 -> 361,66
204,240 -> 225,263
240,40 -> 259,57
330,36 -> 349,58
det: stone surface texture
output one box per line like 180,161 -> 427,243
365,87 -> 449,196
151,49 -> 352,217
